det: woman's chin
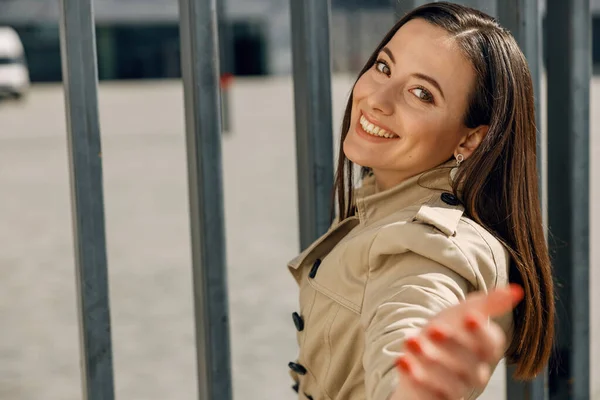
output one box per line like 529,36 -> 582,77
343,152 -> 371,169
343,142 -> 376,169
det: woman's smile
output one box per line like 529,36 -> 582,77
357,113 -> 400,140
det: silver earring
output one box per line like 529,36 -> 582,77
456,153 -> 464,166
450,154 -> 464,181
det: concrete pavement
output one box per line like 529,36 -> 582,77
0,76 -> 597,399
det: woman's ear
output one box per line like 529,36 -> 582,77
455,125 -> 489,159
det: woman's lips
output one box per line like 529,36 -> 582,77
357,113 -> 399,140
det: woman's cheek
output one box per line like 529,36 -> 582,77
355,70 -> 388,98
352,75 -> 372,99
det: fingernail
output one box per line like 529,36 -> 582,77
428,327 -> 447,342
405,338 -> 423,355
465,314 -> 480,332
395,356 -> 412,374
509,284 -> 524,305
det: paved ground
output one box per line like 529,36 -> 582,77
0,76 -> 597,400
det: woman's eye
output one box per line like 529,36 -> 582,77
410,87 -> 434,103
375,60 -> 390,75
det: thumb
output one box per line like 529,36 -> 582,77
465,284 -> 524,318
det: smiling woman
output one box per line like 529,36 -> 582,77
344,18 -> 483,190
287,2 -> 554,400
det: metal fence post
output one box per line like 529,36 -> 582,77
290,0 -> 335,250
498,0 -> 547,224
546,0 -> 591,398
217,0 -> 232,133
497,0 -> 547,398
393,1 -> 415,19
58,0 -> 115,398
178,0 -> 233,398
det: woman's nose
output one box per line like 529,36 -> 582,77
366,84 -> 395,116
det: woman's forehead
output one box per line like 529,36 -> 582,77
383,19 -> 476,98
386,19 -> 465,67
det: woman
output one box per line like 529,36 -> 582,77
286,2 -> 554,400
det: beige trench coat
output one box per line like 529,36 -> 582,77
286,163 -> 513,400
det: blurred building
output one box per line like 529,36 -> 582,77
0,0 -> 597,82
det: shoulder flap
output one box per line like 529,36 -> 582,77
413,193 -> 465,237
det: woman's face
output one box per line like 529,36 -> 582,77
344,18 -> 485,190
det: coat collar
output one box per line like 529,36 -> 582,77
287,161 -> 461,271
354,160 -> 457,226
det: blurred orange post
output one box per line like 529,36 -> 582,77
220,72 -> 233,134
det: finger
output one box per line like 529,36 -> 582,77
404,336 -> 472,397
466,284 -> 524,318
424,323 -> 476,361
419,328 -> 491,389
396,367 -> 446,400
406,377 -> 447,400
405,335 -> 473,382
464,311 -> 507,363
396,354 -> 448,400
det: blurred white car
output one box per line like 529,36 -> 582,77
0,27 -> 30,100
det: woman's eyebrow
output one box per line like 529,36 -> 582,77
382,47 -> 396,64
411,73 -> 445,100
381,46 -> 446,100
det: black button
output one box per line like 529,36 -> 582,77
292,382 -> 299,393
441,192 -> 460,206
292,312 -> 304,331
308,259 -> 321,279
288,361 -> 307,375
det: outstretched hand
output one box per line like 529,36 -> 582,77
391,284 -> 524,400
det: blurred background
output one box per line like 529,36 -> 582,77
0,0 -> 598,399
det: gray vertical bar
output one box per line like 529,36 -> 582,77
216,0 -> 231,133
498,0 -> 545,206
546,0 -> 591,399
499,2 -> 547,399
394,0 -> 415,18
474,0 -> 497,17
58,0 -> 115,398
290,0 -> 335,250
347,5 -> 362,74
458,0 -> 480,9
178,0 -> 233,398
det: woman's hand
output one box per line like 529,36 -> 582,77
391,284 -> 524,400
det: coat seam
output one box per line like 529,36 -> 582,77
461,218 -> 500,288
307,279 -> 361,314
361,225 -> 382,320
360,226 -> 391,332
368,283 -> 459,319
303,366 -> 333,400
448,234 -> 480,291
322,304 -> 341,397
301,288 -> 318,348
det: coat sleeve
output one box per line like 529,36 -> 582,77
361,226 -> 480,400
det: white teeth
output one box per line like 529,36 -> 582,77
359,115 -> 395,138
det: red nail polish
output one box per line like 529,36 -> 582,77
428,327 -> 447,342
465,315 -> 480,332
405,338 -> 423,354
396,357 -> 412,374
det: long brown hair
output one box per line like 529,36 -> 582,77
332,2 -> 554,380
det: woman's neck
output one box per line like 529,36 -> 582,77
373,168 -> 412,192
